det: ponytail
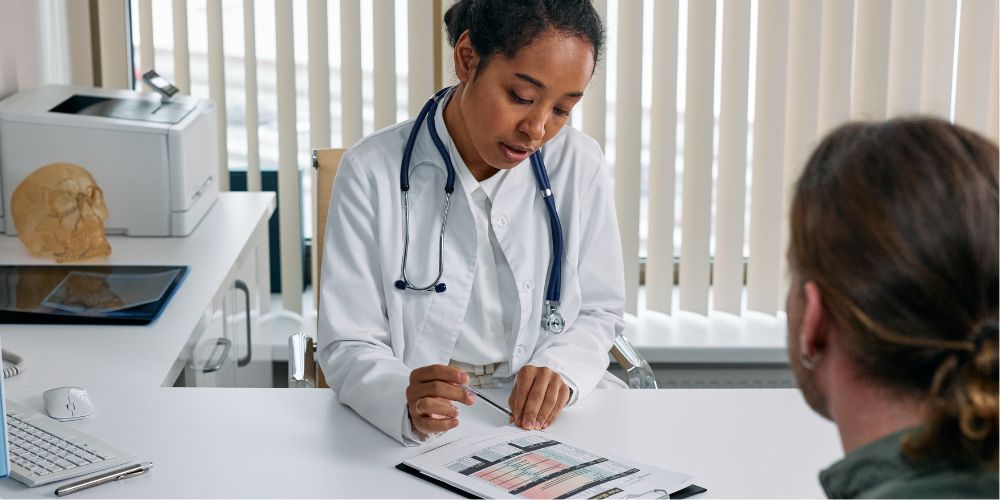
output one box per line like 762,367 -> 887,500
906,321 -> 999,469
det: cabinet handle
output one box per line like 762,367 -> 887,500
234,279 -> 252,367
202,338 -> 232,373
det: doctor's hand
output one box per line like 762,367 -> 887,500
406,365 -> 475,435
509,365 -> 571,431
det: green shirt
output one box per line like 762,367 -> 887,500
819,429 -> 999,499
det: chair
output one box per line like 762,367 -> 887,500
289,149 -> 657,389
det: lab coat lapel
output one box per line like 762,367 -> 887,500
487,157 -> 541,346
406,96 -> 478,366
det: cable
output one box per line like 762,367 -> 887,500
2,348 -> 25,378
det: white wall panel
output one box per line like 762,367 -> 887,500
172,0 -> 190,93
886,0 -> 925,116
582,0 -> 608,150
276,0 -> 303,314
615,0 -> 643,315
678,0 -> 716,315
779,0 -> 822,308
989,11 -> 999,143
137,0 -> 155,72
207,0 -> 229,191
851,0 -> 891,119
408,0 -> 434,115
645,0 -> 679,315
373,0 -> 397,130
244,0 -> 261,192
713,0 -> 752,315
747,0 -> 789,315
340,0 -> 363,147
955,0 -> 997,136
919,0 -> 957,117
817,0 -> 853,136
97,0 -> 129,89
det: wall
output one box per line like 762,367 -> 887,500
0,0 -> 43,99
0,0 -> 92,100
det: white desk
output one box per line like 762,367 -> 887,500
0,192 -> 275,389
0,387 -> 842,498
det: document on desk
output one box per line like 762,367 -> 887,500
399,426 -> 696,499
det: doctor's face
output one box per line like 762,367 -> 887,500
448,30 -> 594,173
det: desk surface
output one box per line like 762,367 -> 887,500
0,387 -> 841,499
0,192 -> 275,390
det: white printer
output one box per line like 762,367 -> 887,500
0,84 -> 219,236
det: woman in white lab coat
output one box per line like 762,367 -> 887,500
318,0 -> 625,445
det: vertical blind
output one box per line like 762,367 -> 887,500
118,0 -> 997,323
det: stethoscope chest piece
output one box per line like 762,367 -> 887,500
542,301 -> 565,334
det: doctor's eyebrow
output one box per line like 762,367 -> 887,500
515,73 -> 585,98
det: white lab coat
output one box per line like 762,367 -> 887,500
318,96 -> 626,445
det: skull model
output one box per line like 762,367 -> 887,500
11,162 -> 112,262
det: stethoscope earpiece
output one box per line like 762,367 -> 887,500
394,280 -> 407,290
434,283 -> 447,293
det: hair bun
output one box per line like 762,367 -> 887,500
972,319 -> 998,353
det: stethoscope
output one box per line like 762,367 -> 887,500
393,87 -> 566,334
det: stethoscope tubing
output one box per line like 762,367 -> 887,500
531,153 -> 563,304
396,86 -> 565,333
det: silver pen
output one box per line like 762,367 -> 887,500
462,384 -> 513,417
54,461 -> 154,497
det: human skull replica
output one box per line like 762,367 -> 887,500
11,162 -> 112,262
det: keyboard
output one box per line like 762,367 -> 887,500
5,400 -> 134,487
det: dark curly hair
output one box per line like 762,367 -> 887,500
444,0 -> 604,73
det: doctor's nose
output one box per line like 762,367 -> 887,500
518,112 -> 546,143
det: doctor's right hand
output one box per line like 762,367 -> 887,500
406,365 -> 475,435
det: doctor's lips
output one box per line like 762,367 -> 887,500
500,142 -> 533,163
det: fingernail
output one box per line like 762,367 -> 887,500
460,373 -> 469,383
450,419 -> 459,428
531,421 -> 539,430
542,421 -> 550,429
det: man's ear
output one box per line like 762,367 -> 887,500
800,281 -> 830,362
453,31 -> 479,82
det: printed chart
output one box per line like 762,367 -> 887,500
445,434 -> 644,499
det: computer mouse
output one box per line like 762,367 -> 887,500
43,386 -> 95,421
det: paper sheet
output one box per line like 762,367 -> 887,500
403,426 -> 693,499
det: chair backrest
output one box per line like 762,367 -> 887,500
306,148 -> 656,389
313,148 -> 346,289
298,148 -> 346,389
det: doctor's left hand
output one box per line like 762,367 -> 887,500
509,365 -> 571,431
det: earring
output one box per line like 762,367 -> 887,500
800,351 -> 816,370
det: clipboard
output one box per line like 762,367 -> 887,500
397,462 -> 708,498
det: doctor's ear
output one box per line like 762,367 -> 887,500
453,31 -> 480,82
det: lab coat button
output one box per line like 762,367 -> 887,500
522,280 -> 534,292
515,344 -> 526,355
496,215 -> 510,227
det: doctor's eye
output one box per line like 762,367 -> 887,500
509,91 -> 532,105
553,107 -> 569,117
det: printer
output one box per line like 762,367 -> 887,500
0,84 -> 219,236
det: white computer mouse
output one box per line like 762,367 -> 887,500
43,386 -> 95,421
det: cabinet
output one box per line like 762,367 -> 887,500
184,222 -> 273,388
0,192 -> 276,392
